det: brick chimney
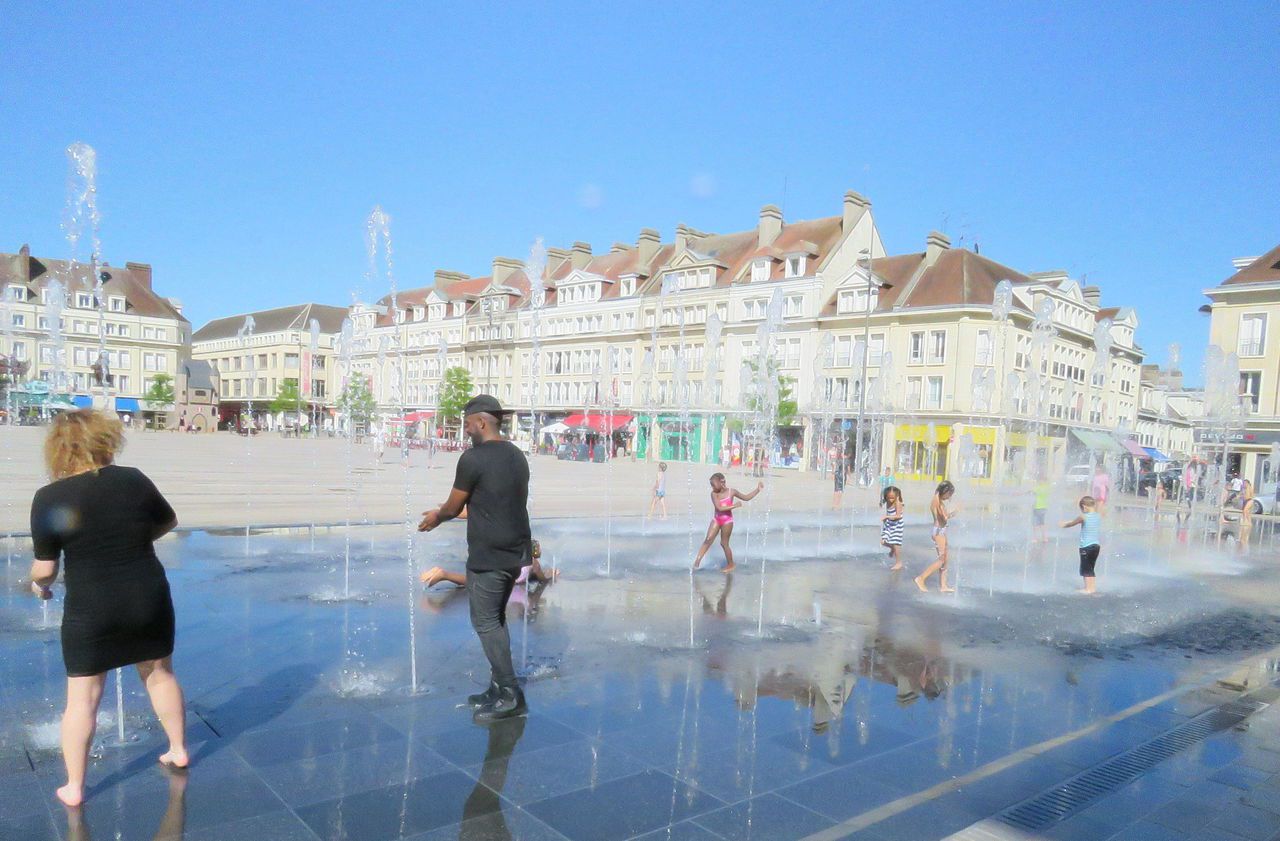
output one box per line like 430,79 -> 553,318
843,191 -> 869,233
675,224 -> 693,251
758,204 -> 783,248
924,231 -> 950,267
434,269 -> 469,290
491,257 -> 522,285
1082,286 -> 1101,306
637,228 -> 661,265
570,241 -> 593,270
126,261 -> 152,290
18,244 -> 31,283
609,242 -> 631,254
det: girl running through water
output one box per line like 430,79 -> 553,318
881,486 -> 905,570
915,481 -> 958,593
692,473 -> 763,573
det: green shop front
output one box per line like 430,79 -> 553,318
635,413 -> 725,463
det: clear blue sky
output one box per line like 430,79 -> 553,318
3,2 -> 1277,382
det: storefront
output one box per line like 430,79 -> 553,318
635,414 -> 723,464
893,423 -> 951,482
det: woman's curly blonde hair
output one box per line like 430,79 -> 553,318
44,409 -> 124,480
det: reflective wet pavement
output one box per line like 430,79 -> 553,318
4,504 -> 1280,840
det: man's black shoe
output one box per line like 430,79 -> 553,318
467,682 -> 500,709
473,686 -> 527,723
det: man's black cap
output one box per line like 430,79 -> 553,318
463,394 -> 512,417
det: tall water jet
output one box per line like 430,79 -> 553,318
754,290 -> 785,637
1,286 -> 18,566
523,239 -> 547,515
339,317 -> 356,596
237,316 -> 257,557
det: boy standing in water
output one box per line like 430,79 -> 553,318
1061,496 -> 1101,594
648,462 -> 669,520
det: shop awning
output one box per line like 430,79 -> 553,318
1071,428 -> 1125,454
402,410 -> 434,423
563,413 -> 633,433
115,398 -> 140,413
72,395 -> 93,408
1122,439 -> 1148,458
1144,447 -> 1170,461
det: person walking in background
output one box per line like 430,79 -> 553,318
832,450 -> 846,509
881,486 -> 905,570
648,462 -> 669,520
878,466 -> 895,497
1061,495 -> 1102,594
1240,480 -> 1255,551
915,481 -> 958,593
1091,464 -> 1111,517
692,473 -> 763,574
419,395 -> 531,723
29,410 -> 186,806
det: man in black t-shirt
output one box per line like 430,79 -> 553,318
419,395 -> 531,722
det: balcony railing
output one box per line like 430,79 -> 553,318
1239,340 -> 1264,357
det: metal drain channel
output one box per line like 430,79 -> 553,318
997,697 -> 1270,833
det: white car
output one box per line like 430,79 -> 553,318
1065,464 -> 1093,487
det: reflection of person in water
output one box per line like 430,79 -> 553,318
459,717 -> 527,841
694,573 -> 733,616
421,538 -> 555,588
66,771 -> 186,841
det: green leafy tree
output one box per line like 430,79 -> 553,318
438,366 -> 474,429
338,377 -> 377,427
270,378 -> 305,414
0,356 -> 28,404
143,373 -> 176,408
744,358 -> 798,427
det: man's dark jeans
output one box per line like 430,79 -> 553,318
466,567 -> 519,690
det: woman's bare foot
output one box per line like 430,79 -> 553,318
158,749 -> 189,770
913,576 -> 928,592
419,567 -> 447,587
721,562 -> 735,574
890,563 -> 904,571
56,784 -> 84,807
940,586 -> 956,594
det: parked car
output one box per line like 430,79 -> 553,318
1065,464 -> 1093,487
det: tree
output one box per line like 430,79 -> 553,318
0,355 -> 28,404
338,377 -> 376,428
270,378 -> 305,414
143,373 -> 175,409
438,366 -> 474,429
744,358 -> 798,427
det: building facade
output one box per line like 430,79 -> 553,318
347,191 -> 1145,479
192,303 -> 347,427
1203,245 -> 1280,488
0,245 -> 189,419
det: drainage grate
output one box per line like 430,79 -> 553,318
998,699 -> 1267,832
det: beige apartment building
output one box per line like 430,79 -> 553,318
191,303 -> 347,427
350,190 -> 1145,480
1203,245 -> 1280,488
1,245 -> 188,420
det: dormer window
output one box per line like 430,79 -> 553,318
620,276 -> 636,297
785,256 -> 806,278
837,287 -> 877,314
429,304 -> 445,320
76,292 -> 92,308
751,260 -> 770,283
452,302 -> 465,317
666,268 -> 713,291
6,285 -> 26,302
413,307 -> 425,321
557,283 -> 601,305
109,296 -> 126,312
394,308 -> 406,324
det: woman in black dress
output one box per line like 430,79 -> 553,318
29,410 -> 186,807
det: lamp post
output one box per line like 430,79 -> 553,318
853,246 -> 891,485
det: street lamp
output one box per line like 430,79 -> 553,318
853,247 -> 891,484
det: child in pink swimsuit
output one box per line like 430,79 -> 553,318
693,473 -> 763,573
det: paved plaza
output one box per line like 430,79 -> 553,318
4,430 -> 1280,840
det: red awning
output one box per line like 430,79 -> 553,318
563,413 -> 633,432
402,411 -> 435,423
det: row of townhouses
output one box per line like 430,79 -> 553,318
3,191 -> 1275,487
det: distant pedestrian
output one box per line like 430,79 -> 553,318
878,466 -> 895,496
29,410 -> 187,806
832,451 -> 846,509
1032,474 -> 1051,543
1091,465 -> 1111,516
1061,495 -> 1101,594
648,462 -> 669,520
418,395 -> 531,722
881,486 -> 905,570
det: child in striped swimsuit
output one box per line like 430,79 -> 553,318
881,486 -> 905,570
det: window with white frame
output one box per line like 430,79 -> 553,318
751,260 -> 770,283
666,267 -> 713,291
1240,372 -> 1262,412
109,296 -> 125,312
620,276 -> 636,297
452,302 -> 466,316
10,313 -> 23,327
1239,314 -> 1267,357
928,330 -> 946,364
909,331 -> 925,364
868,334 -> 885,366
6,285 -> 26,302
907,377 -> 923,410
784,294 -> 804,318
429,304 -> 445,320
785,256 -> 806,278
975,330 -> 992,366
76,292 -> 92,308
743,299 -> 766,320
835,336 -> 852,367
927,376 -> 943,409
